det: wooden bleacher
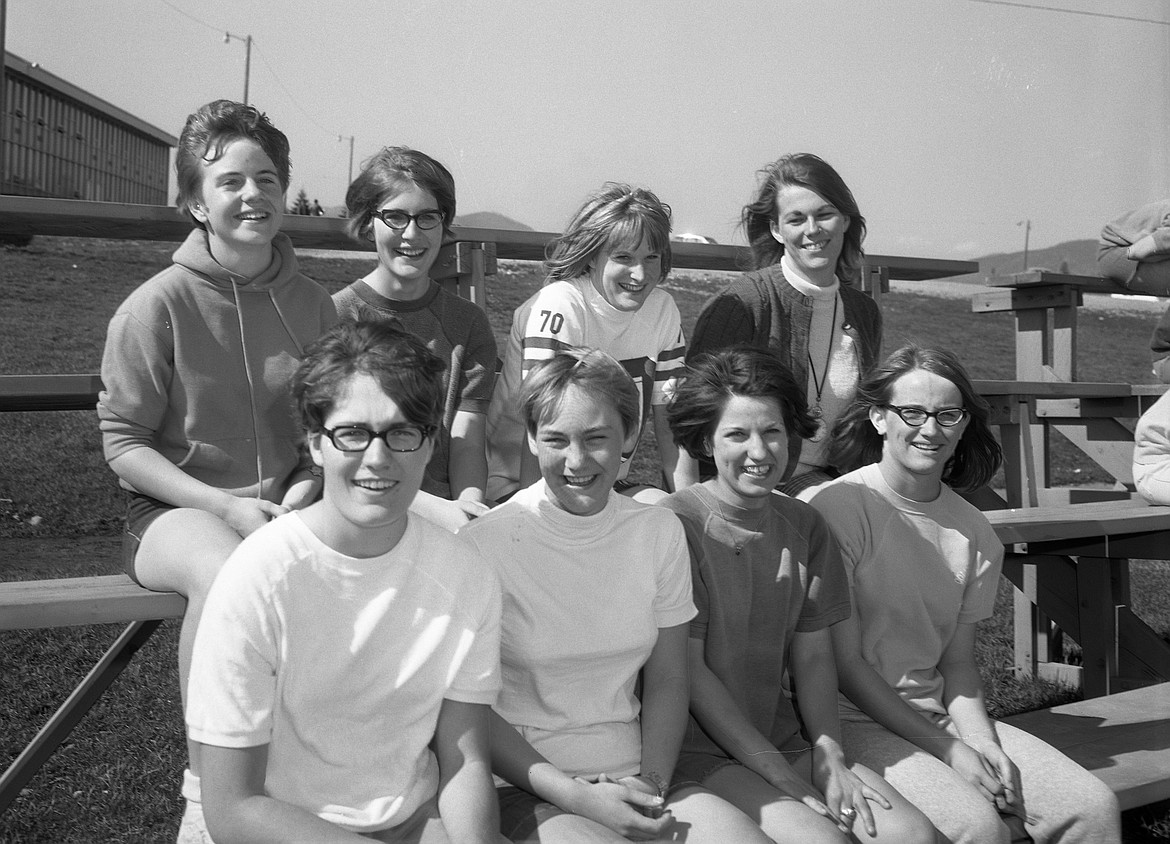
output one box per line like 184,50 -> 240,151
5,197 -> 1169,816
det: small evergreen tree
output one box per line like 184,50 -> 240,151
291,189 -> 311,216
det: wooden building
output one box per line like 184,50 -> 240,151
1,52 -> 176,204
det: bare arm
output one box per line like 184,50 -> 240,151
109,448 -> 286,537
201,742 -> 364,843
653,406 -> 696,493
791,628 -> 889,836
448,410 -> 490,508
279,468 -> 321,511
636,623 -> 689,786
410,491 -> 487,532
830,611 -> 1007,803
685,637 -> 834,818
938,622 -> 1021,815
433,700 -> 506,844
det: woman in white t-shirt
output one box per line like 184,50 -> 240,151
186,322 -> 503,844
463,348 -> 769,843
807,344 -> 1119,844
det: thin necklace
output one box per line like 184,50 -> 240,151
709,490 -> 767,556
806,293 -> 839,442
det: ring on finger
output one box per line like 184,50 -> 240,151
839,806 -> 857,819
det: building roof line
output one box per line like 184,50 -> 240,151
5,52 -> 178,147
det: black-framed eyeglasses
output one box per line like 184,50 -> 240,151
372,209 -> 444,231
322,424 -> 436,453
881,405 -> 968,427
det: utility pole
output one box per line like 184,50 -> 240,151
1,0 -> 7,194
224,32 -> 252,105
1018,219 -> 1031,271
339,134 -> 355,186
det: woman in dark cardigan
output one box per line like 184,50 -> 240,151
686,153 -> 881,497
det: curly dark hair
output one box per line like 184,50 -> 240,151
667,346 -> 818,460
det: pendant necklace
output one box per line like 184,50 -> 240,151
710,493 -> 766,556
806,294 -> 839,444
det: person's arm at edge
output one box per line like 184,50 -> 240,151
201,742 -> 365,843
1133,390 -> 1170,504
433,699 -> 506,844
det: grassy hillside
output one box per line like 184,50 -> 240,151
949,238 -> 1101,284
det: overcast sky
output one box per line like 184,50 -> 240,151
7,0 -> 1169,259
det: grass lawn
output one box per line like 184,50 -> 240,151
2,237 -> 1169,841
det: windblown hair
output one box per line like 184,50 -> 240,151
293,321 -> 446,435
827,343 -> 1001,491
544,183 -> 673,282
175,99 -> 291,227
667,346 -> 818,460
519,347 -> 640,439
741,153 -> 866,281
344,146 -> 457,243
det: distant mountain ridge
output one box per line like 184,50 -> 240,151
454,211 -> 534,231
951,238 -> 1100,284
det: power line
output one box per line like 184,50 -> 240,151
252,45 -> 339,139
966,0 -> 1170,26
156,0 -> 221,33
153,0 -> 348,140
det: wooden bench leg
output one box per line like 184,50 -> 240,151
0,619 -> 162,814
1077,556 -> 1116,697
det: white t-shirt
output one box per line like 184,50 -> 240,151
807,463 -> 1003,717
485,277 -> 686,501
186,512 -> 502,833
460,480 -> 695,779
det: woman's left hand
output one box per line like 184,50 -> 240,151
975,741 -> 1024,818
813,752 -> 891,837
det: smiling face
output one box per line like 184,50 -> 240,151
588,236 -> 663,312
527,383 -> 636,516
710,394 -> 789,509
770,184 -> 850,285
189,138 -> 284,266
370,183 -> 444,299
871,368 -> 969,501
307,372 -> 433,557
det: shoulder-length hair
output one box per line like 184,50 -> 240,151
827,344 -> 1001,491
544,183 -> 673,282
741,153 -> 866,281
667,346 -> 818,459
344,146 -> 457,244
175,100 -> 291,228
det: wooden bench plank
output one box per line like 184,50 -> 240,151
1003,683 -> 1170,810
0,575 -> 185,630
986,501 -> 1170,547
0,373 -> 104,412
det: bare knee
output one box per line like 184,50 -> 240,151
135,509 -> 243,597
